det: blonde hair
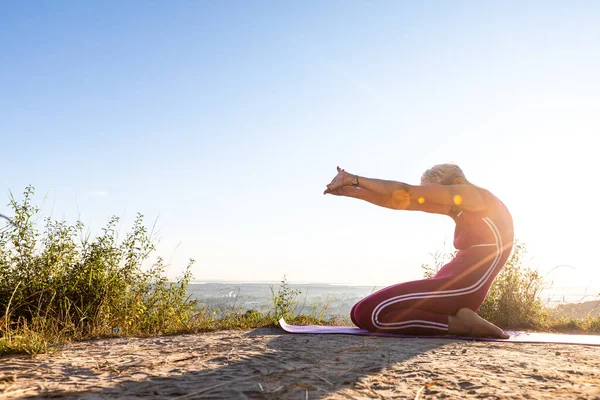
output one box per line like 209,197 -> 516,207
421,163 -> 467,185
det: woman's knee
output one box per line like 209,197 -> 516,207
351,301 -> 376,330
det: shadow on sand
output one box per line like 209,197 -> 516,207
28,328 -> 459,399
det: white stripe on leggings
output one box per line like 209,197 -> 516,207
371,217 -> 504,330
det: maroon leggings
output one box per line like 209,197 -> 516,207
350,245 -> 511,335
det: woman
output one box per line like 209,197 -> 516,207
324,164 -> 514,338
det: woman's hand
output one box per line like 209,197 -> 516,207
323,186 -> 345,195
324,166 -> 352,195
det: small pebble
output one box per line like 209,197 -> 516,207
555,351 -> 561,356
461,349 -> 467,354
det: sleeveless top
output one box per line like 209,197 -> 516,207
451,188 -> 514,252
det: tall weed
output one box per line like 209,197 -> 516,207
0,186 -> 197,354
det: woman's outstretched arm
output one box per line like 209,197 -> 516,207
325,186 -> 454,215
324,166 -> 487,212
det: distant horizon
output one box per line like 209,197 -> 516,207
191,279 -> 600,291
190,279 -> 383,287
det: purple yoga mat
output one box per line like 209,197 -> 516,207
279,318 -> 600,346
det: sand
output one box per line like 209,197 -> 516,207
1,328 -> 599,399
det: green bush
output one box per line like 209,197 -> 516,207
269,279 -> 337,325
0,186 -> 197,354
270,276 -> 301,322
0,187 -> 336,355
476,242 -> 548,329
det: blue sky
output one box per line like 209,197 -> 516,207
1,1 -> 599,289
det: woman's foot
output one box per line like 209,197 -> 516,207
448,308 -> 509,339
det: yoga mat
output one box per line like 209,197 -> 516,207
279,318 -> 600,346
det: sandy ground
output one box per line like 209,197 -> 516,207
1,328 -> 599,399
